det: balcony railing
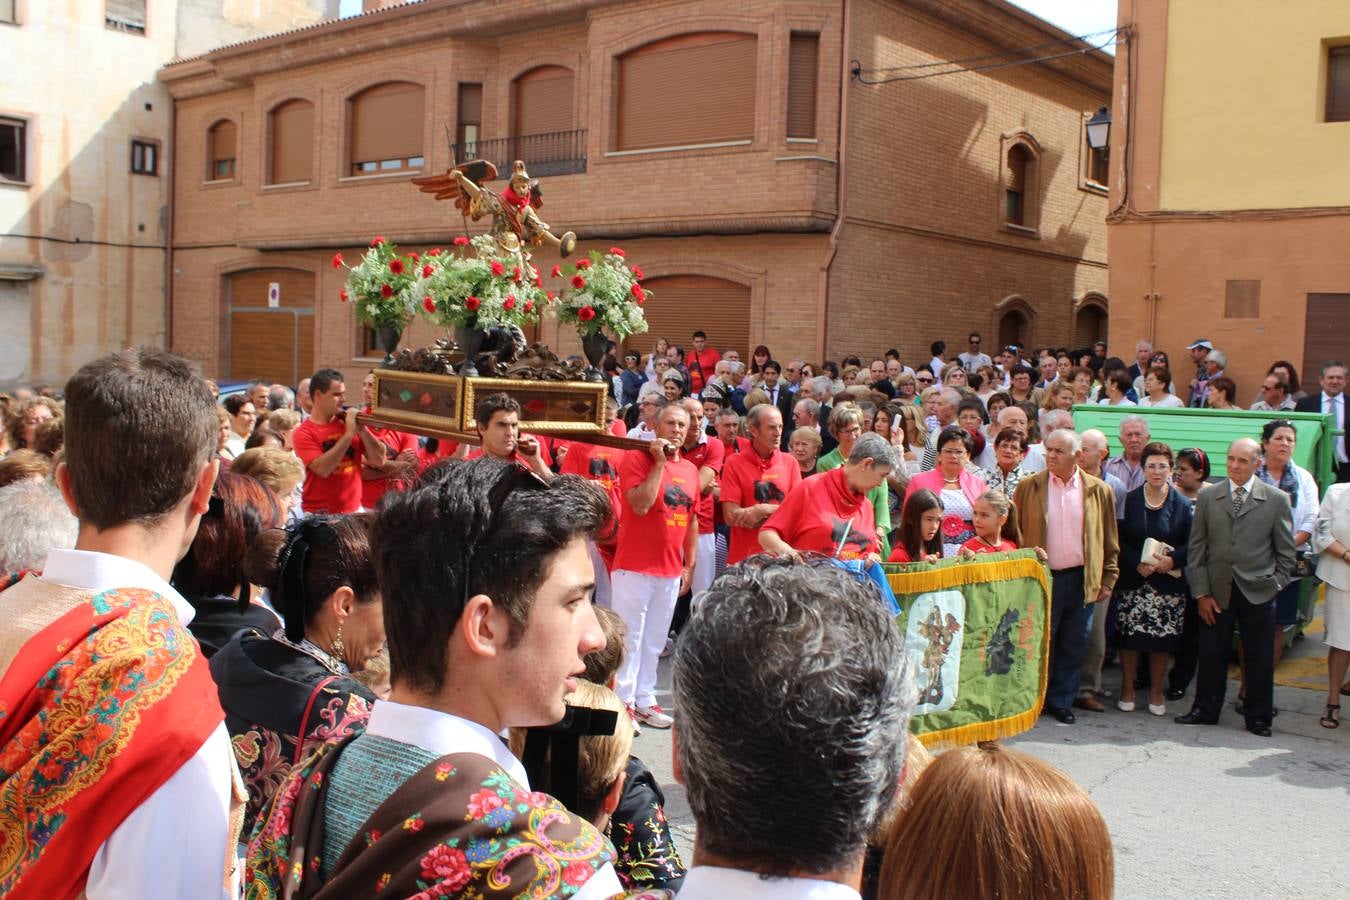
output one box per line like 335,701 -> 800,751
448,129 -> 587,178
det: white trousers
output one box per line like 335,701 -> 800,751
587,540 -> 612,609
611,569 -> 680,708
691,532 -> 717,602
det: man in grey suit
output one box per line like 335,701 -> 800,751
1177,437 -> 1296,736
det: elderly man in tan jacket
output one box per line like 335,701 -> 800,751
1014,429 -> 1120,725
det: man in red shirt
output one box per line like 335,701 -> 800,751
611,404 -> 698,731
359,371 -> 419,509
720,404 -> 800,566
679,397 -> 724,598
293,368 -> 386,514
457,393 -> 553,478
685,330 -> 721,395
558,427 -> 625,608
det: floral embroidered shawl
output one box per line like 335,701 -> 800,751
246,734 -> 619,899
0,581 -> 223,899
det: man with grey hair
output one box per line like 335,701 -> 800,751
1015,429 -> 1120,725
295,377 -> 313,418
785,359 -> 806,394
792,397 -> 821,431
721,404 -> 799,566
759,433 -> 896,562
671,558 -> 914,898
1127,339 -> 1153,383
807,376 -> 838,455
626,388 -> 666,441
920,389 -> 962,471
0,479 -> 78,571
1103,414 -> 1150,493
976,404 -> 1045,473
267,383 -> 295,412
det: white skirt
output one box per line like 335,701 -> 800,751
1326,584 -> 1350,651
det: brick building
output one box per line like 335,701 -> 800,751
159,0 -> 1111,386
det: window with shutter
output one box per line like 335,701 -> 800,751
787,33 -> 819,140
1304,294 -> 1350,377
1004,146 -> 1027,226
623,275 -> 751,362
0,117 -> 25,182
270,99 -> 314,184
457,83 -> 482,158
208,120 -> 237,181
1328,46 -> 1350,123
106,0 -> 146,34
617,32 -> 757,152
350,82 -> 426,176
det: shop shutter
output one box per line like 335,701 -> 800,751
270,100 -> 314,184
1304,294 -> 1350,376
787,33 -> 819,139
1329,47 -> 1350,123
625,275 -> 750,362
227,269 -> 317,385
617,33 -> 756,151
351,82 -> 425,164
210,120 -> 237,177
514,67 -> 575,137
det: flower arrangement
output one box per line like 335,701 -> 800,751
417,234 -> 546,330
554,247 -> 650,340
335,236 -> 418,332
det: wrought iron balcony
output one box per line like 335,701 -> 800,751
448,129 -> 587,178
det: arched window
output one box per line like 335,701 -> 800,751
1001,136 -> 1041,234
1005,145 -> 1030,226
616,32 -> 757,151
349,82 -> 425,176
1074,294 -> 1109,347
268,99 -> 314,185
207,119 -> 237,181
997,307 -> 1030,350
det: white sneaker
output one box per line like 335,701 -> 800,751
635,704 -> 674,729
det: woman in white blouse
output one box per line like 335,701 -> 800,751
1313,482 -> 1350,729
1137,365 -> 1185,408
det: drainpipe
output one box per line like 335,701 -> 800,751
164,102 -> 176,357
818,0 -> 852,363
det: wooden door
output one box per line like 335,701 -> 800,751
227,269 -> 315,386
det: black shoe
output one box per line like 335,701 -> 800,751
1246,723 -> 1273,737
1164,687 -> 1186,702
1047,706 -> 1076,725
1174,710 -> 1218,726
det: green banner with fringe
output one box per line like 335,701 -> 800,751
884,550 -> 1051,747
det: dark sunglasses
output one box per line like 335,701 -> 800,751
454,462 -> 550,611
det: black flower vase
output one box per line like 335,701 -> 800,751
376,325 -> 403,367
580,330 -> 608,383
455,320 -> 487,376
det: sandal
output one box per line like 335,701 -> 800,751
1321,704 -> 1340,729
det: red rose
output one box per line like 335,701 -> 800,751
633,285 -> 646,305
550,264 -> 562,277
422,264 -> 434,278
503,295 -> 516,310
630,283 -> 643,299
389,259 -> 404,275
331,252 -> 344,268
571,275 -> 586,289
524,300 -> 534,313
490,260 -> 505,276
428,247 -> 442,257
423,296 -> 435,313
562,861 -> 593,887
632,265 -> 645,281
419,844 -> 471,890
370,236 -> 385,246
466,788 -> 505,819
546,291 -> 556,301
409,252 -> 420,263
941,514 -> 966,538
578,306 -> 596,321
452,236 -> 470,247
380,284 -> 394,298
609,247 -> 626,257
512,265 -> 522,283
575,258 -> 591,269
339,288 -> 348,302
465,296 -> 481,311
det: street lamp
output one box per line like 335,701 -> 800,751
1085,106 -> 1112,150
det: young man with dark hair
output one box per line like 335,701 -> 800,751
0,348 -> 240,898
248,459 -> 624,896
686,330 -> 721,395
462,392 -> 553,477
293,367 -> 385,514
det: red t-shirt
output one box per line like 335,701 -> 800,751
887,544 -> 915,563
293,417 -> 364,514
681,437 -> 725,535
763,467 -> 878,560
610,419 -> 627,438
720,447 -> 802,565
612,450 -> 698,578
559,441 -> 624,494
960,537 -> 1019,554
687,347 -> 722,394
361,425 -> 419,509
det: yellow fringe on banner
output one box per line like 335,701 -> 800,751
885,551 -> 1054,748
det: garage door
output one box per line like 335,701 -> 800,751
625,274 -> 750,360
227,269 -> 315,386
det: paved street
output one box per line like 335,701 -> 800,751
633,624 -> 1348,898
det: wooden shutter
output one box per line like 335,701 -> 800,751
351,82 -> 424,163
106,0 -> 145,28
1304,294 -> 1350,377
1329,46 -> 1350,123
514,67 -> 574,137
623,275 -> 750,362
270,100 -> 314,184
211,121 -> 236,163
1006,146 -> 1027,193
618,33 -> 756,151
787,33 -> 819,139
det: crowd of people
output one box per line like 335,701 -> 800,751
0,329 -> 1345,898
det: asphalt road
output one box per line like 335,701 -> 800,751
632,629 -> 1348,898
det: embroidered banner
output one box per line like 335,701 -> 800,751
884,550 -> 1050,747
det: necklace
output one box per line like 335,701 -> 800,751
272,629 -> 349,676
1143,485 -> 1168,509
